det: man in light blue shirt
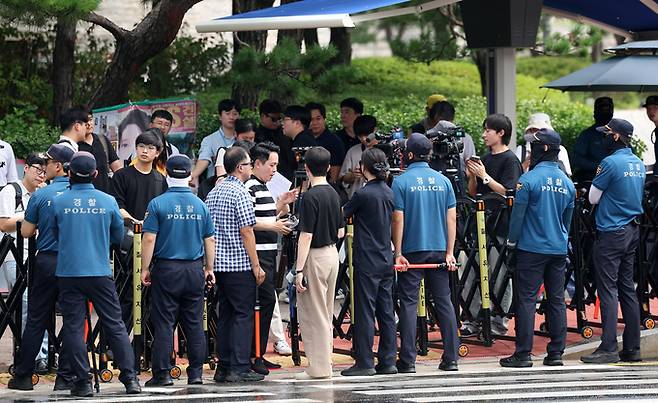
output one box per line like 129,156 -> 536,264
191,99 -> 240,184
582,118 -> 645,364
501,129 -> 575,368
392,133 -> 459,373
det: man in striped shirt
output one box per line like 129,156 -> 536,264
244,142 -> 298,375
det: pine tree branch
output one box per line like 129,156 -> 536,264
82,12 -> 128,41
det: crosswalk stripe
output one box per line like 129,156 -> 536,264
357,378 -> 658,396
68,391 -> 275,402
405,387 -> 658,402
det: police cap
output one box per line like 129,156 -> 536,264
45,143 -> 75,163
405,132 -> 432,157
596,118 -> 634,138
69,151 -> 97,177
530,128 -> 561,146
166,155 -> 193,178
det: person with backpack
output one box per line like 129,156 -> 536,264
0,152 -> 48,374
79,109 -> 122,194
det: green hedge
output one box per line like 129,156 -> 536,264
0,106 -> 58,159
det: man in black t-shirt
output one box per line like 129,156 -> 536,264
79,111 -> 122,194
305,102 -> 345,183
255,100 -> 295,182
294,147 -> 344,380
464,113 -> 521,337
282,105 -> 317,176
336,98 -> 363,152
111,130 -> 167,223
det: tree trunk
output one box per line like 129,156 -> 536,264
52,17 -> 77,123
471,49 -> 488,97
232,0 -> 274,57
329,27 -> 352,65
591,41 -> 603,63
276,0 -> 302,48
88,0 -> 203,108
303,29 -> 319,48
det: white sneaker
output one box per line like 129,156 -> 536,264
274,340 -> 292,356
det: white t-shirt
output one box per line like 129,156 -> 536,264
0,181 -> 31,263
0,140 -> 18,187
514,143 -> 572,176
214,147 -> 227,168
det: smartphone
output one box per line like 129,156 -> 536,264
469,156 -> 481,162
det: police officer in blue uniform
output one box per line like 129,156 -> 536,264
141,155 -> 215,386
391,133 -> 459,373
8,144 -> 75,391
499,129 -> 575,368
53,151 -> 141,397
341,148 -> 397,376
581,118 -> 645,364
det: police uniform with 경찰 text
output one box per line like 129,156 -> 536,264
53,151 -> 140,396
501,129 -> 575,368
142,155 -> 215,385
582,118 -> 645,364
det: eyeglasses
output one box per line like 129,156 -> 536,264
30,165 -> 46,175
267,114 -> 281,122
136,144 -> 158,151
239,161 -> 252,167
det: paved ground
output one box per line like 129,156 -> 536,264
1,360 -> 658,402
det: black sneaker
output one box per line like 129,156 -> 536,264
374,363 -> 398,375
54,376 -> 74,391
7,375 -> 33,391
543,355 -> 564,366
580,350 -> 619,364
188,377 -> 203,385
619,349 -> 641,362
459,325 -> 480,338
251,359 -> 270,376
213,366 -> 227,383
226,370 -> 265,382
438,360 -> 458,371
145,372 -> 173,387
395,360 -> 416,374
34,358 -> 48,375
262,357 -> 282,369
123,378 -> 141,394
70,380 -> 94,397
340,365 -> 376,376
499,354 -> 533,368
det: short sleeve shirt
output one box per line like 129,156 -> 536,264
0,181 -> 30,262
592,148 -> 645,231
0,140 -> 18,187
143,187 -> 214,260
245,176 -> 278,251
205,175 -> 256,272
198,128 -> 234,178
298,184 -> 343,248
24,176 -> 69,252
514,162 -> 575,255
392,162 -> 455,253
315,129 -> 346,167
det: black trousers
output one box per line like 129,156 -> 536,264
514,250 -> 567,358
353,265 -> 396,369
593,224 -> 641,353
59,276 -> 136,383
252,251 -> 276,358
150,259 -> 206,379
397,251 -> 459,364
15,252 -> 72,379
216,271 -> 255,373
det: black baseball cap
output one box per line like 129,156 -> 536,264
643,95 -> 658,107
69,151 -> 97,177
596,118 -> 634,138
166,155 -> 193,178
594,96 -> 614,110
531,128 -> 561,146
405,133 -> 432,157
45,144 -> 75,163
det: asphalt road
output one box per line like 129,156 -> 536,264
2,360 -> 658,402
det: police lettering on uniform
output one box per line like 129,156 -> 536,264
500,129 -> 576,368
341,148 -> 397,377
8,144 -> 75,391
581,118 -> 645,364
53,151 -> 141,397
392,133 -> 460,373
141,155 -> 216,386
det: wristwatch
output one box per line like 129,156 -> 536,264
483,175 -> 491,185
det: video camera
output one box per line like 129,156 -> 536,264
425,120 -> 466,160
292,146 -> 313,179
370,127 -> 406,174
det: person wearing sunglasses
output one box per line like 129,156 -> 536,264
255,100 -> 294,182
581,118 -> 646,364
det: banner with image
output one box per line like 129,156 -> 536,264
92,98 -> 198,161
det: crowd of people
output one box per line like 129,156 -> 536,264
0,92 -> 655,396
